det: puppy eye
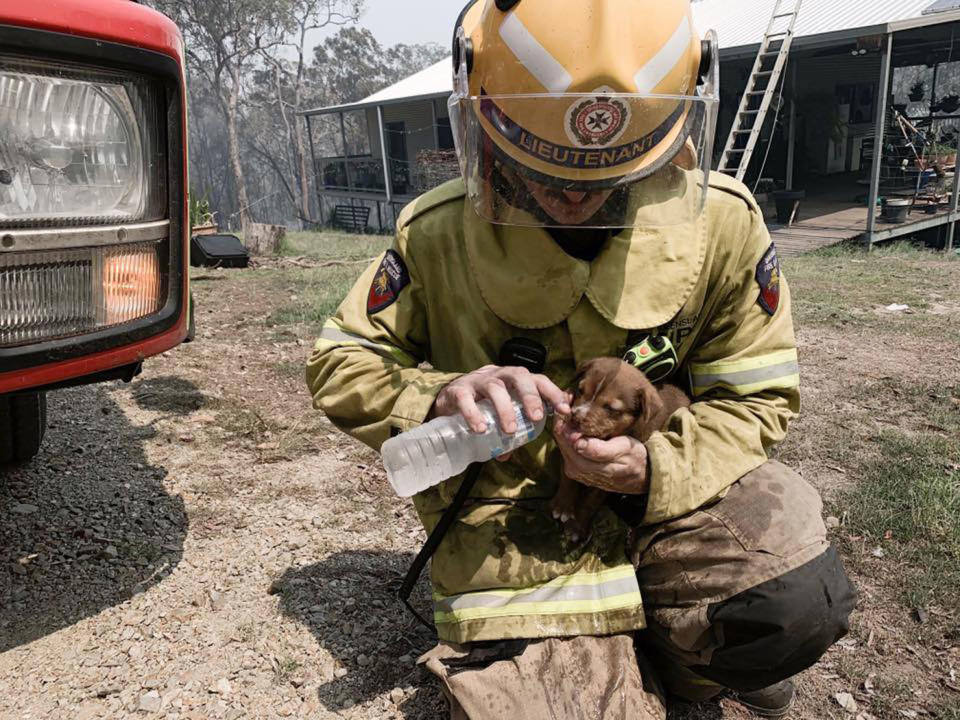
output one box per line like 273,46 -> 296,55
603,403 -> 618,413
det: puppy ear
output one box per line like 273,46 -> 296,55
571,359 -> 597,391
574,358 -> 597,382
630,381 -> 665,442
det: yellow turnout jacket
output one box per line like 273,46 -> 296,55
306,175 -> 800,643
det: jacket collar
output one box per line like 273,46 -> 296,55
464,204 -> 706,331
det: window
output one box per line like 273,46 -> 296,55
837,83 -> 875,125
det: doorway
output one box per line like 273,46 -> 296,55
386,121 -> 409,195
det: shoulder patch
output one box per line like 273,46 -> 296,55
755,243 -> 781,316
396,178 -> 466,231
367,250 -> 411,314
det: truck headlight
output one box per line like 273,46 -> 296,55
0,57 -> 165,226
0,55 -> 169,348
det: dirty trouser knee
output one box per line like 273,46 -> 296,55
420,634 -> 666,720
633,460 -> 857,700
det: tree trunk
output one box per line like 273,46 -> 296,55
226,74 -> 251,232
269,58 -> 306,230
244,222 -> 286,255
295,117 -> 312,225
293,39 -> 313,226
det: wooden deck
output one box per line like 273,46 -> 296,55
764,193 -> 954,256
766,203 -> 869,256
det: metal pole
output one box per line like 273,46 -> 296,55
947,122 -> 960,252
931,61 -> 940,121
339,112 -> 349,156
305,114 -> 320,224
377,105 -> 393,203
305,114 -> 318,172
339,112 -> 352,192
866,33 -> 894,247
431,98 -> 440,150
786,62 -> 798,191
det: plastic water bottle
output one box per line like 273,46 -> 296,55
381,398 -> 548,497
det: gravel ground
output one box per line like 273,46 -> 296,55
0,270 -> 443,719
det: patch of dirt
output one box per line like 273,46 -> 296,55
775,318 -> 960,720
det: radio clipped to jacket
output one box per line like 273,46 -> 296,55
623,335 -> 679,384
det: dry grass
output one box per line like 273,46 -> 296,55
279,230 -> 391,262
782,244 -> 960,630
785,241 -> 960,341
262,231 -> 392,334
265,264 -> 374,333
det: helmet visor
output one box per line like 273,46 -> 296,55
449,92 -> 717,229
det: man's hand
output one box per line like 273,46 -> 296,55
431,365 -> 571,461
432,365 -> 570,432
552,415 -> 650,495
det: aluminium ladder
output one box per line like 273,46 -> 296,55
717,0 -> 803,181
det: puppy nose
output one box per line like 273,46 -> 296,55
572,405 -> 588,420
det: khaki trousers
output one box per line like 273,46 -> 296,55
421,461 -> 856,719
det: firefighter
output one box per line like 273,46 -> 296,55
306,0 -> 856,717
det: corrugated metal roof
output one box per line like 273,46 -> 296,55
362,58 -> 451,106
302,58 -> 451,115
694,0 -> 937,53
303,0 -> 959,116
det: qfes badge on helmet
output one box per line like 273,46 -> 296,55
448,0 -> 719,229
565,89 -> 632,149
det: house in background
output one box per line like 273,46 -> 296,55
301,0 -> 960,252
301,60 -> 458,232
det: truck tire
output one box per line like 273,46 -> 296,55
0,392 -> 47,466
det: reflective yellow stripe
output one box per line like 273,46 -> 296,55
433,566 -> 643,624
689,349 -> 799,396
316,319 -> 416,367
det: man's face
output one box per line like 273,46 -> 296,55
519,175 -> 613,226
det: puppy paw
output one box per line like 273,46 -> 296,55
562,516 -> 592,544
550,499 -> 575,525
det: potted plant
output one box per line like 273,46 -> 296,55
909,81 -> 926,102
772,189 -> 806,225
935,94 -> 960,114
190,195 -> 218,236
917,142 -> 958,170
934,142 -> 957,166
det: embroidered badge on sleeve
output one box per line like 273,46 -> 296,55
755,243 -> 781,316
367,249 -> 411,314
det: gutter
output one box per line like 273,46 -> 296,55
300,91 -> 452,118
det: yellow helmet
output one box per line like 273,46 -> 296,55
448,0 -> 719,227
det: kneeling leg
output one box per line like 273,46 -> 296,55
633,461 -> 857,700
421,635 -> 666,720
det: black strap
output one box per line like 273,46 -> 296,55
398,462 -> 485,632
399,338 -> 547,631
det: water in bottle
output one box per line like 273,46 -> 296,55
381,398 -> 548,497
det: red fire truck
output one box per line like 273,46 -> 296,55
0,0 -> 191,465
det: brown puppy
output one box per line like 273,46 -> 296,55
551,357 -> 690,541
